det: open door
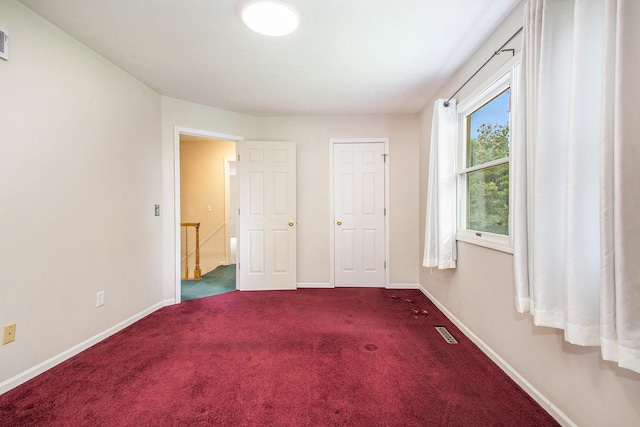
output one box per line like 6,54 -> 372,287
237,141 -> 296,290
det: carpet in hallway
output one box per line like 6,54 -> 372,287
181,263 -> 236,301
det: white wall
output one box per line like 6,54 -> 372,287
257,115 -> 420,287
0,0 -> 163,385
159,101 -> 422,297
418,3 -> 640,426
160,97 -> 258,301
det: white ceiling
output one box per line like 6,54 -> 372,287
18,0 -> 521,116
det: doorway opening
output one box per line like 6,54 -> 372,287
174,127 -> 243,302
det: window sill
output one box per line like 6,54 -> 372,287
456,232 -> 514,254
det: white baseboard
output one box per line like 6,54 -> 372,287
387,283 -> 419,289
296,282 -> 333,289
295,283 -> 419,290
163,298 -> 177,306
0,299 -> 174,396
417,285 -> 575,427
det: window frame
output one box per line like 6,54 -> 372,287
456,55 -> 521,253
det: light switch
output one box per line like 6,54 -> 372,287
0,26 -> 8,61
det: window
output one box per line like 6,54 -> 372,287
456,58 -> 520,252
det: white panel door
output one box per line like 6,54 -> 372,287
334,142 -> 385,287
237,141 -> 296,290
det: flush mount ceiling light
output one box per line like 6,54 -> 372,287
241,1 -> 299,37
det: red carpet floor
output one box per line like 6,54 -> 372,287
0,288 -> 559,426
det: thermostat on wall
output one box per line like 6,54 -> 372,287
0,26 -> 8,61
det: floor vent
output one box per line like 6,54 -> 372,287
435,326 -> 458,344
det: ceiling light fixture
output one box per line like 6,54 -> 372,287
241,1 -> 299,37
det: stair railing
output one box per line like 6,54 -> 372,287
181,222 -> 201,280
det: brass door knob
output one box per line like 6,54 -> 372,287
336,221 -> 342,225
288,221 -> 294,226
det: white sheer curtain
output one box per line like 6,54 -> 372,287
514,0 -> 640,373
423,99 -> 457,269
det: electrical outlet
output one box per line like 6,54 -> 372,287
96,291 -> 105,307
2,323 -> 16,345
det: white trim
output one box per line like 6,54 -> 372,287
417,285 -> 576,427
328,138 -> 390,288
223,158 -> 233,266
384,141 -> 390,288
457,56 -> 518,114
455,56 -> 521,254
176,127 -> 243,143
173,127 -> 243,303
0,299 -> 173,396
456,230 -> 514,254
458,156 -> 509,175
329,141 -> 335,287
387,283 -> 420,289
296,282 -> 333,289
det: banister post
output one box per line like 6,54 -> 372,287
181,222 -> 202,280
184,224 -> 189,279
194,223 -> 202,279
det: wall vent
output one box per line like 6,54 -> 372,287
0,26 -> 8,61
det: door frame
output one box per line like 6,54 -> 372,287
328,138 -> 390,288
173,126 -> 243,303
223,158 -> 237,266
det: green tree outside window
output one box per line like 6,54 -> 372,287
465,89 -> 510,235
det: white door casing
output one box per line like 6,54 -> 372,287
224,160 -> 238,264
174,127 -> 243,303
331,140 -> 387,287
237,141 -> 297,291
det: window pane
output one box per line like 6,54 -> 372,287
467,163 -> 509,235
467,88 -> 510,167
